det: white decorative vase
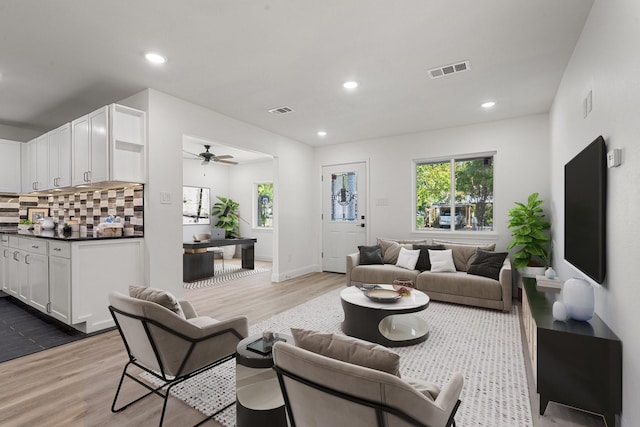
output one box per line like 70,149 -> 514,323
545,267 -> 556,279
562,278 -> 594,321
552,301 -> 568,321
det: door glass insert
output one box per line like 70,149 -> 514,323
331,172 -> 357,221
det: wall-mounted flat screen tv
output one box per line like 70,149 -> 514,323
564,135 -> 607,284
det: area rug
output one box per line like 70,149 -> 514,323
145,288 -> 533,427
0,297 -> 86,363
183,264 -> 270,289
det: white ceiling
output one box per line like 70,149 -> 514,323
0,1 -> 593,147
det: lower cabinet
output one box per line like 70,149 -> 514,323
49,241 -> 71,324
2,235 -> 144,333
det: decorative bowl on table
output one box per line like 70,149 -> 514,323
365,288 -> 402,303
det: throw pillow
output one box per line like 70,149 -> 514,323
432,240 -> 496,271
358,245 -> 383,265
377,238 -> 427,264
467,249 -> 508,281
129,285 -> 185,318
291,328 -> 401,377
413,244 -> 445,270
428,249 -> 457,273
395,247 -> 420,270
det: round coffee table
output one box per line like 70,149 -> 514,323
236,333 -> 293,427
340,285 -> 430,347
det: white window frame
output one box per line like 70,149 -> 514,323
412,151 -> 497,235
254,181 -> 273,229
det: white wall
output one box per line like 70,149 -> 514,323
549,1 -> 640,424
229,159 -> 274,262
127,89 -> 315,297
314,114 -> 551,254
182,157 -> 230,242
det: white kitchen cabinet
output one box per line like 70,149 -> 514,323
71,106 -> 109,185
72,104 -> 146,186
21,134 -> 49,192
21,141 -> 33,193
70,238 -> 144,332
48,241 -> 71,323
20,238 -> 49,314
1,235 -> 9,291
0,139 -> 22,193
48,123 -> 72,189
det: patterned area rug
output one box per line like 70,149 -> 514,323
144,288 -> 532,427
183,264 -> 270,289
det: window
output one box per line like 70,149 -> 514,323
415,154 -> 494,232
256,182 -> 273,228
330,171 -> 358,221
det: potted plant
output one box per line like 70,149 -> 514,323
507,192 -> 551,277
211,196 -> 240,259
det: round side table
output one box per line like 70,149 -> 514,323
236,333 -> 292,427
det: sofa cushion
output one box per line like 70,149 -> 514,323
429,249 -> 457,273
377,238 -> 427,264
351,263 -> 420,285
395,247 -> 420,270
291,328 -> 401,377
416,271 -> 503,301
467,249 -> 508,281
358,245 -> 383,265
129,285 -> 186,318
413,244 -> 445,271
432,240 -> 496,271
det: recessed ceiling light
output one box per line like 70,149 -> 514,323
343,81 -> 358,89
145,52 -> 167,64
481,101 -> 496,109
317,131 -> 327,137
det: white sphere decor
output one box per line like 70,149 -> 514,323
552,301 -> 568,321
545,267 -> 556,279
562,278 -> 595,321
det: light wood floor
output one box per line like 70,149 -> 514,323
0,261 -> 608,427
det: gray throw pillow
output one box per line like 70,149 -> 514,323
129,285 -> 186,318
467,250 -> 508,281
291,328 -> 401,377
358,245 -> 383,265
413,244 -> 445,270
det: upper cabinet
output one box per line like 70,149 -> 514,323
21,134 -> 48,192
0,139 -> 22,193
72,104 -> 146,186
48,123 -> 72,189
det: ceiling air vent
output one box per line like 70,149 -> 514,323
268,106 -> 295,115
428,60 -> 470,79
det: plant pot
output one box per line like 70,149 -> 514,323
519,266 -> 546,278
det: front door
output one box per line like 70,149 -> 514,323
322,162 -> 367,273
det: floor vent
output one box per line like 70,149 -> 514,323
268,106 -> 295,115
428,60 -> 470,79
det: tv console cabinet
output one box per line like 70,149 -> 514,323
521,278 -> 621,427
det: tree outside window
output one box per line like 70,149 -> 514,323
256,183 -> 273,228
415,155 -> 494,232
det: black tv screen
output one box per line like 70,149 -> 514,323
564,135 -> 607,284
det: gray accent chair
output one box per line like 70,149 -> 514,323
108,291 -> 248,427
272,341 -> 463,427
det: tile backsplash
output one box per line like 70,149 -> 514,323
0,184 -> 144,235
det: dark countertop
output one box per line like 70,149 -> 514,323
1,229 -> 144,242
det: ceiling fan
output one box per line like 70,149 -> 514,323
184,144 -> 238,165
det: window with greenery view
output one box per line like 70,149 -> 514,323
415,155 -> 494,232
256,182 -> 273,228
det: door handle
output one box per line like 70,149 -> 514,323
356,223 -> 365,228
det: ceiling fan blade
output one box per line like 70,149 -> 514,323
182,149 -> 201,159
213,154 -> 234,160
215,159 -> 238,165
